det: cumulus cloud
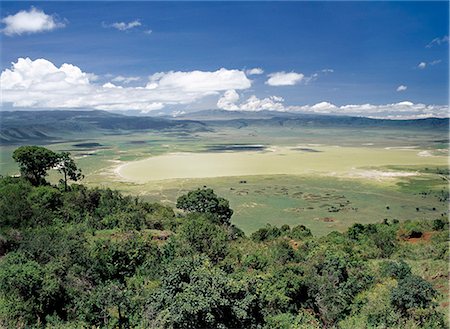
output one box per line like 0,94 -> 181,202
1,57 -> 252,111
396,85 -> 407,92
426,35 -> 449,48
216,90 -> 448,119
217,90 -> 285,112
147,68 -> 251,93
266,71 -> 304,86
112,75 -> 141,83
1,7 -> 65,36
217,89 -> 240,111
287,101 -> 448,119
246,68 -> 264,75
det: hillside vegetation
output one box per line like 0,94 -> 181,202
0,146 -> 448,328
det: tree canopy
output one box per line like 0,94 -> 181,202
176,188 -> 233,225
12,146 -> 59,186
12,146 -> 82,189
0,146 -> 447,328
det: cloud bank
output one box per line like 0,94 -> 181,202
1,57 -> 252,111
216,90 -> 448,119
1,58 -> 447,119
1,7 -> 65,36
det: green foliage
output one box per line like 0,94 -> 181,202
176,188 -> 233,225
12,145 -> 59,186
0,157 -> 447,328
89,232 -> 158,282
150,256 -> 261,329
0,177 -> 32,227
380,260 -> 412,280
0,253 -> 70,326
289,224 -> 312,240
391,274 -> 438,313
78,281 -> 132,328
251,224 -> 282,242
432,218 -> 447,231
263,310 -> 321,329
178,213 -> 229,262
56,152 -> 84,191
251,223 -> 312,242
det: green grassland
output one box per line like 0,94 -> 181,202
1,122 -> 447,236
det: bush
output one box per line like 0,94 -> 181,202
178,213 -> 229,262
289,225 -> 312,240
176,188 -> 233,225
391,275 -> 437,313
380,260 -> 412,280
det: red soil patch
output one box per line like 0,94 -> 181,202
321,217 -> 336,222
406,231 -> 435,244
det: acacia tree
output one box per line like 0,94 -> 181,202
12,146 -> 59,186
176,188 -> 233,225
56,152 -> 83,191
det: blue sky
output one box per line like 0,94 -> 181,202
1,1 -> 448,118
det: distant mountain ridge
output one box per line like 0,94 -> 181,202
0,110 -> 448,145
177,109 -> 449,129
0,110 -> 208,145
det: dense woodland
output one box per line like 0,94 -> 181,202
0,146 -> 448,328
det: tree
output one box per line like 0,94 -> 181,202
12,146 -> 59,186
56,152 -> 84,191
178,214 -> 229,262
150,256 -> 260,328
176,188 -> 233,225
391,274 -> 437,313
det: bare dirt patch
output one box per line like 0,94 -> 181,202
405,231 -> 435,243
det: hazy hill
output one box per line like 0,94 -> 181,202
1,110 -> 448,145
179,109 -> 449,130
0,110 -> 209,145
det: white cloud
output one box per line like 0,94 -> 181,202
288,101 -> 448,119
147,68 -> 251,93
417,60 -> 441,70
290,101 -> 448,119
2,58 -> 446,119
112,75 -> 141,83
102,82 -> 122,89
1,7 -> 65,36
396,85 -> 407,92
144,29 -> 152,35
217,91 -> 285,112
266,71 -> 304,86
217,89 -> 240,111
246,68 -> 264,75
1,57 -> 252,112
103,20 -> 142,31
418,62 -> 426,69
426,35 -> 449,48
310,101 -> 337,112
216,91 -> 448,119
429,59 -> 442,66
